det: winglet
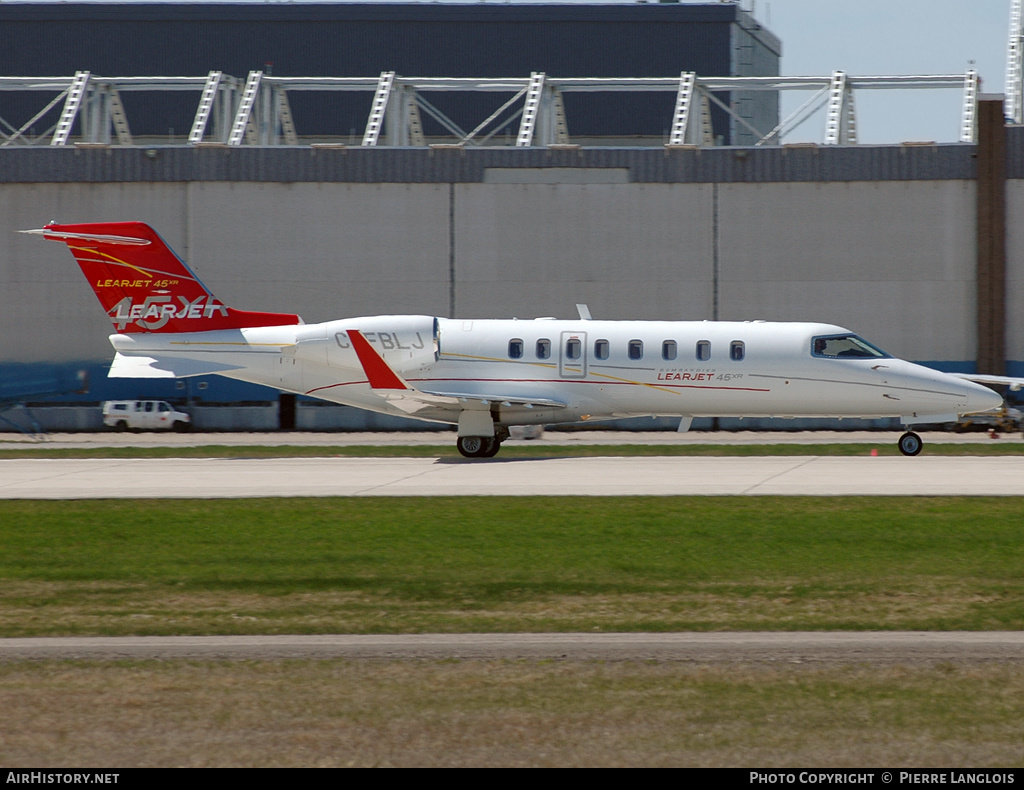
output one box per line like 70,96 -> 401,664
347,330 -> 410,390
951,373 -> 1024,392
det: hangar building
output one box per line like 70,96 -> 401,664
0,3 -> 1020,432
0,1 -> 781,146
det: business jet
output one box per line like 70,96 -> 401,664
25,221 -> 1009,457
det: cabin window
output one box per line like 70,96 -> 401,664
662,340 -> 677,361
508,338 -> 524,359
811,334 -> 890,359
536,339 -> 551,360
565,338 -> 581,360
594,339 -> 610,360
628,339 -> 644,360
696,340 -> 711,361
730,341 -> 745,361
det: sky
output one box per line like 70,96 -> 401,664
16,0 -> 1015,144
756,0 -> 1010,144
354,0 -> 1014,144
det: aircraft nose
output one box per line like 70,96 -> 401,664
963,380 -> 1003,415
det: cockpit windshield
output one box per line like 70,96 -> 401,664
811,334 -> 891,359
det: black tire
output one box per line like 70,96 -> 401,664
172,421 -> 191,433
898,431 -> 923,456
457,436 -> 495,458
114,420 -> 128,433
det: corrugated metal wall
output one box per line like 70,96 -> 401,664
0,144 -> 982,185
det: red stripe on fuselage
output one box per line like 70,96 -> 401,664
304,376 -> 770,396
412,378 -> 770,392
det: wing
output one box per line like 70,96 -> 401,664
347,329 -> 566,416
381,387 -> 567,416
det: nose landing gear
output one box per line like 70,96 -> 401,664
897,431 -> 923,456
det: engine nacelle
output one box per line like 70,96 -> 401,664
326,315 -> 439,374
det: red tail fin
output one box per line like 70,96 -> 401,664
30,222 -> 301,333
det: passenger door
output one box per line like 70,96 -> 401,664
559,331 -> 587,378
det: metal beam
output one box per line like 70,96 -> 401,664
106,87 -> 132,146
189,71 -> 223,144
959,69 -> 979,143
228,71 -> 262,146
1008,0 -> 1024,124
668,72 -> 697,146
460,88 -> 527,146
384,84 -> 426,146
274,86 -> 298,146
0,70 -> 985,148
362,71 -> 395,146
51,71 -> 89,146
824,71 -> 854,145
516,72 -> 546,147
1,90 -> 69,147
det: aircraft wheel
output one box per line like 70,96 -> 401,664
481,438 -> 502,458
457,435 -> 491,458
898,431 -> 923,456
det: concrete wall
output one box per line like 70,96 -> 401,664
2,181 -> 454,362
718,181 -> 978,362
2,177 -> 990,368
454,182 -> 715,321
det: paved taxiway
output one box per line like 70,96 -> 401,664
1,429 -> 1016,448
3,434 -> 1020,665
3,632 -> 1023,663
2,454 -> 1024,497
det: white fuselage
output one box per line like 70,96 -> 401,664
109,316 -> 1001,428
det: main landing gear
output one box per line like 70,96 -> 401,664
897,431 -> 923,456
456,427 -> 510,459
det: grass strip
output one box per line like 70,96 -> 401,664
3,661 -> 1023,767
2,497 -> 1023,636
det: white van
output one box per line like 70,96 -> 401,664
102,400 -> 191,432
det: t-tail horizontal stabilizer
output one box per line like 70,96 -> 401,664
23,222 -> 302,333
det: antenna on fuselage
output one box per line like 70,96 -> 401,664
576,304 -> 592,320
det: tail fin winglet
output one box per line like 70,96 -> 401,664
25,221 -> 301,334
